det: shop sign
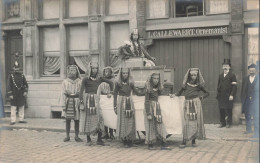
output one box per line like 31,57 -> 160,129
147,26 -> 228,39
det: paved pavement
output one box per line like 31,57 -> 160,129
0,118 -> 259,163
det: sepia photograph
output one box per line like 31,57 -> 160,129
0,0 -> 259,162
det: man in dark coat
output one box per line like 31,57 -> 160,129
217,59 -> 237,128
241,64 -> 258,134
7,59 -> 28,125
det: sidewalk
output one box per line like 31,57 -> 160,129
0,117 -> 258,142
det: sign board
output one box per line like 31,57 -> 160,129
147,26 -> 229,39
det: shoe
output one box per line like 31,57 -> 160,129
96,140 -> 105,146
19,121 -> 27,123
63,137 -> 70,142
226,124 -> 231,128
179,144 -> 186,148
75,137 -> 83,142
148,144 -> 156,150
192,143 -> 197,147
218,124 -> 226,128
161,146 -> 172,150
86,141 -> 93,146
109,135 -> 115,140
9,122 -> 15,125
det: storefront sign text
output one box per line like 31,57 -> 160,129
147,27 -> 228,39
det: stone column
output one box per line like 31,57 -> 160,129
230,0 -> 244,125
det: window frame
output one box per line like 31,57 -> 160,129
39,26 -> 61,77
146,0 -> 170,19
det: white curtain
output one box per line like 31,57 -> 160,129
73,55 -> 92,72
43,57 -> 60,75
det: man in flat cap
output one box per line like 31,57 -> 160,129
217,59 -> 237,128
241,64 -> 258,134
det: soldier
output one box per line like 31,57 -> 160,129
7,57 -> 28,125
217,59 -> 237,128
79,62 -> 114,146
61,65 -> 83,142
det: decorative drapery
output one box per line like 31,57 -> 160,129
73,55 -> 92,72
43,56 -> 60,75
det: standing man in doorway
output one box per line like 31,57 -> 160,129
217,59 -> 237,128
241,64 -> 258,134
7,56 -> 28,125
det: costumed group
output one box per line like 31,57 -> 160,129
7,29 -> 259,151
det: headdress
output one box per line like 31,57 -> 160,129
222,59 -> 231,66
13,52 -> 20,71
85,62 -> 101,78
67,65 -> 81,78
103,66 -> 114,79
133,28 -> 138,35
145,72 -> 163,93
116,67 -> 133,85
182,68 -> 205,87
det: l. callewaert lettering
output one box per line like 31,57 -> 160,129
147,27 -> 228,38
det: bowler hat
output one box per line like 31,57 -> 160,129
222,59 -> 231,66
248,63 -> 256,69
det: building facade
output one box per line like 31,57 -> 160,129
0,0 -> 259,123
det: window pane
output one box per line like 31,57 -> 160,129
208,0 -> 229,14
68,25 -> 89,51
247,28 -> 259,66
176,0 -> 203,17
69,0 -> 88,17
42,27 -> 60,75
109,22 -> 129,49
108,0 -> 128,15
43,27 -> 60,51
247,0 -> 259,10
148,0 -> 168,18
42,0 -> 59,19
68,25 -> 89,73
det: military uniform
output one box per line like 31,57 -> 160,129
7,71 -> 28,124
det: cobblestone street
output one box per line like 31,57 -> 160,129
0,128 -> 259,163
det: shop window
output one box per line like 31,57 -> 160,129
147,0 -> 169,19
107,0 -> 128,15
175,0 -> 203,17
108,22 -> 129,63
247,0 -> 259,10
40,27 -> 60,76
68,0 -> 88,17
247,27 -> 259,66
67,25 -> 90,74
206,0 -> 229,14
41,0 -> 59,19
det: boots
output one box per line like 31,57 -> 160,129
148,143 -> 156,150
86,135 -> 93,146
74,120 -> 83,142
96,131 -> 105,145
179,139 -> 186,148
192,138 -> 197,147
64,119 -> 71,142
161,141 -> 171,150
